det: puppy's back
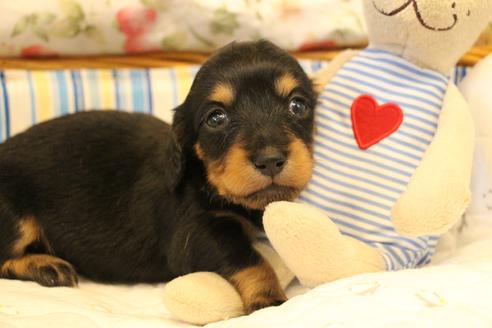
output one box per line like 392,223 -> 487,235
0,111 -> 183,282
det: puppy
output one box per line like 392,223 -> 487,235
0,40 -> 317,313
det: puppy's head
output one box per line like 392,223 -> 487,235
173,40 -> 317,210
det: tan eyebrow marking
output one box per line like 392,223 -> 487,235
209,82 -> 235,105
275,73 -> 299,97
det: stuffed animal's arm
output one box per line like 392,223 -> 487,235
392,83 -> 474,236
310,50 -> 359,93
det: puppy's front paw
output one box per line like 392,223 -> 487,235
35,259 -> 78,287
1,254 -> 78,287
229,259 -> 287,315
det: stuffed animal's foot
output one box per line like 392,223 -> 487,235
264,202 -> 385,288
163,272 -> 244,325
163,243 -> 294,325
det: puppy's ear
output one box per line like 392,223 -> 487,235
172,104 -> 185,140
172,103 -> 194,152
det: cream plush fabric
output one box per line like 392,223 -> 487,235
364,0 -> 492,74
391,82 -> 474,236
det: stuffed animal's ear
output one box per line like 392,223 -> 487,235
309,75 -> 326,95
309,50 -> 359,94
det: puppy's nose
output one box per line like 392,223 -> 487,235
254,149 -> 287,177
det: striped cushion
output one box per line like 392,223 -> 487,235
0,67 -> 198,141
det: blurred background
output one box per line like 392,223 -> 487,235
0,0 -> 489,58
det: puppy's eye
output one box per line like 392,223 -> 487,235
206,108 -> 229,129
289,97 -> 308,118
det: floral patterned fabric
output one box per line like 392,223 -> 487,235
0,0 -> 366,57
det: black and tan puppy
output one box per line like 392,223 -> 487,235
0,40 -> 317,313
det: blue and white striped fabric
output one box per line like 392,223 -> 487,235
299,48 -> 451,270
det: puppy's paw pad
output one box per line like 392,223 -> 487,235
35,261 -> 78,287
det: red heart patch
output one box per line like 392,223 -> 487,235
351,95 -> 403,150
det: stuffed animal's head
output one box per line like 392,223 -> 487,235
364,0 -> 492,73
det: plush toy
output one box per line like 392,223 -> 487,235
163,0 -> 492,324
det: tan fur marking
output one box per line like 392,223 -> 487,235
1,254 -> 77,286
12,216 -> 41,256
194,143 -> 206,161
1,254 -> 48,276
209,82 -> 235,105
274,73 -> 299,97
229,259 -> 286,314
275,136 -> 313,189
